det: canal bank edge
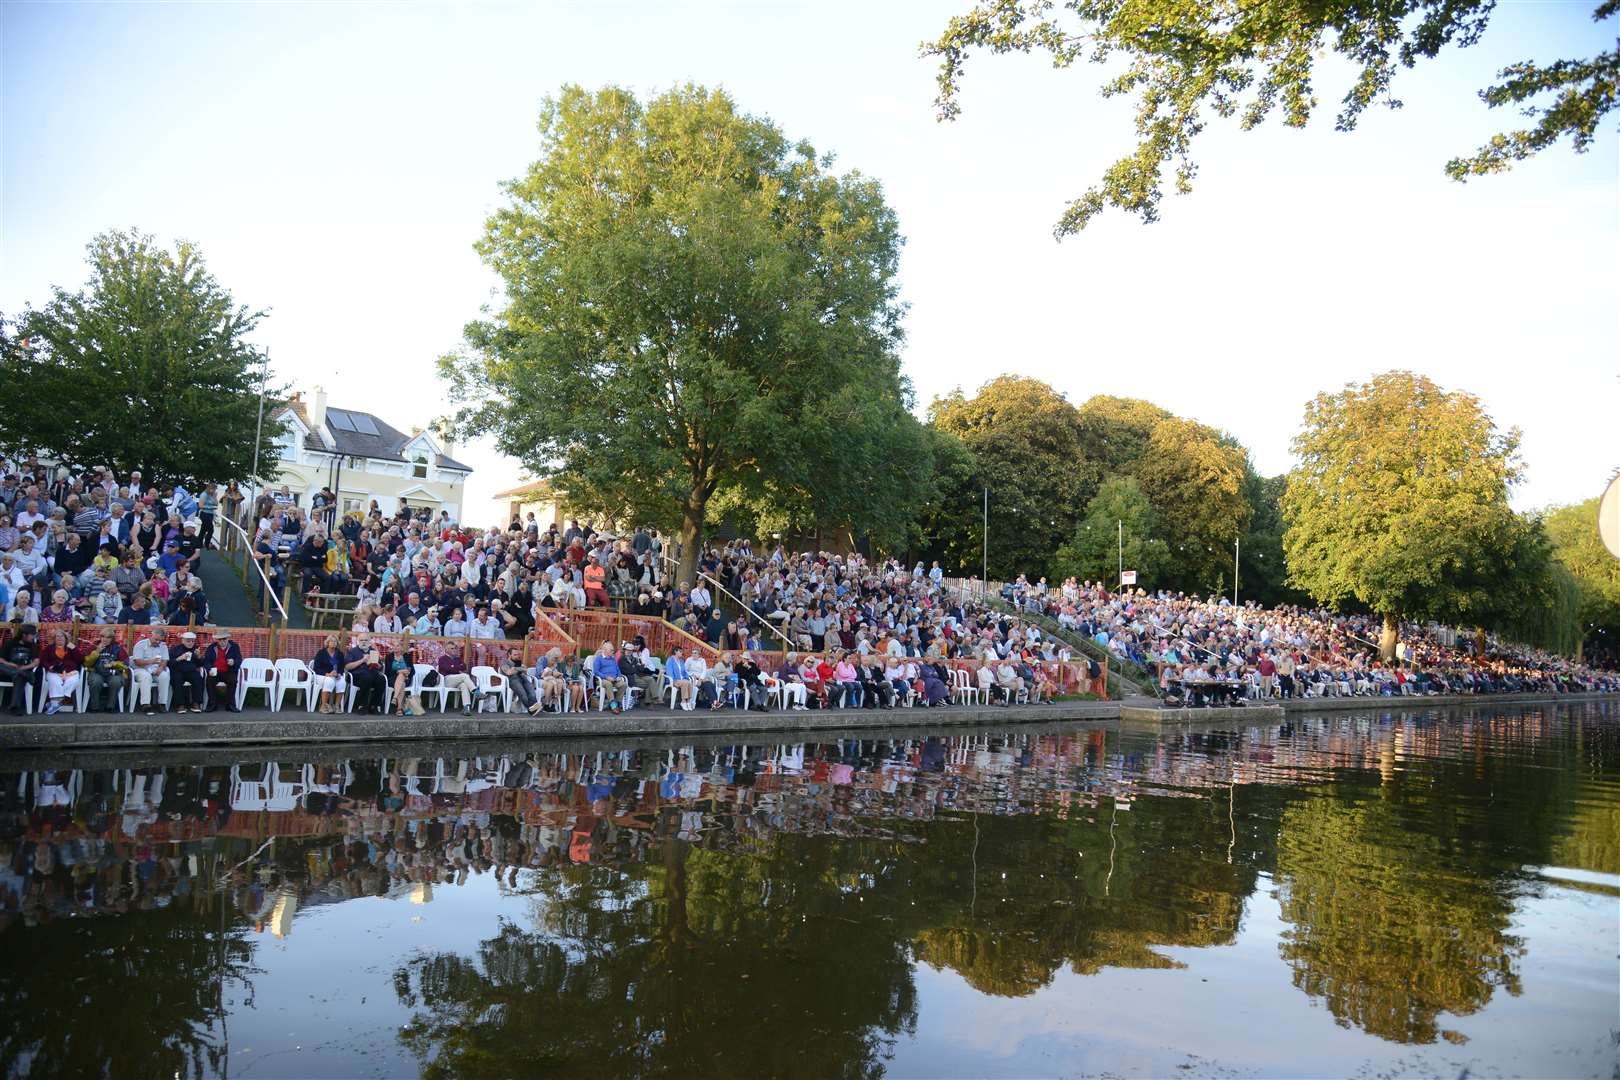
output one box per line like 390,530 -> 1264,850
0,692 -> 1612,752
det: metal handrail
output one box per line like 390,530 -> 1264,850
657,551 -> 806,650
219,513 -> 289,623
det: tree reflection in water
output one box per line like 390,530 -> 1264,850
1,703 -> 1614,1077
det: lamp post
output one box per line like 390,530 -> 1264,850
981,487 -> 988,599
1117,519 -> 1123,586
248,352 -> 268,496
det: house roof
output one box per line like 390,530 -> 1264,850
276,397 -> 472,472
492,478 -> 557,499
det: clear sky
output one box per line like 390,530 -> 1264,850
3,0 -> 1615,524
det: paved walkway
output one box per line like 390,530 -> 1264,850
193,549 -> 261,627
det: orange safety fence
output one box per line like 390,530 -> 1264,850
0,618 -> 1102,694
544,608 -> 720,662
714,651 -> 1105,700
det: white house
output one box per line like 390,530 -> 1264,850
266,389 -> 473,521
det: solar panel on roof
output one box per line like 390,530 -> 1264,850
350,413 -> 379,436
327,410 -> 356,432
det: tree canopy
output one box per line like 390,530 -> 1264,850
1544,497 -> 1620,644
439,84 -> 930,583
1132,417 -> 1251,590
1,230 -> 283,488
924,375 -> 1095,581
923,0 -> 1618,234
1281,371 -> 1524,656
1053,476 -> 1171,586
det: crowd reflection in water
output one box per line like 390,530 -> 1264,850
0,709 -> 1578,934
1,704 -> 1614,1076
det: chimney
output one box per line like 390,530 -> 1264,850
310,387 -> 327,435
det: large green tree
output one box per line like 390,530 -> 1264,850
1132,418 -> 1252,591
924,375 -> 1097,581
440,84 -> 928,584
923,0 -> 1617,234
1239,468 -> 1308,608
1544,496 -> 1620,649
3,230 -> 284,487
1053,476 -> 1171,586
1075,394 -> 1172,477
1281,371 -> 1524,659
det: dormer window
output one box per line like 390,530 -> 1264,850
413,452 -> 429,479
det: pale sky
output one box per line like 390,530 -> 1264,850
3,0 -> 1615,525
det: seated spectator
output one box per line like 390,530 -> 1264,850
201,629 -> 243,712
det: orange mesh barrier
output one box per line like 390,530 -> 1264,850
14,619 -> 1104,696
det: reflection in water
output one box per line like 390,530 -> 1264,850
2,702 -> 1616,1077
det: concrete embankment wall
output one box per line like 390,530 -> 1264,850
0,693 -> 1610,753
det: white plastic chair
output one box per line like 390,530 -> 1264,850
76,675 -> 125,714
471,666 -> 511,713
274,658 -> 311,711
305,662 -> 357,712
229,762 -> 272,811
237,658 -> 277,710
411,663 -> 450,713
952,669 -> 981,706
266,764 -> 305,811
0,677 -> 32,715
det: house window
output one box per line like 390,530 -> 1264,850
412,453 -> 428,479
347,456 -> 366,470
276,433 -> 298,462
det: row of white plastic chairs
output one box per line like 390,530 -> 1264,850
0,659 -> 1035,717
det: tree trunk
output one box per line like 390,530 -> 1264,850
1379,612 -> 1398,663
677,497 -> 704,588
1474,625 -> 1487,655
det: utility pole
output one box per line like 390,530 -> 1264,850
249,353 -> 267,495
981,487 -> 988,598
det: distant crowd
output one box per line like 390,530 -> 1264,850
997,576 -> 1618,702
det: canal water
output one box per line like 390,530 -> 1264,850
2,701 -> 1616,1078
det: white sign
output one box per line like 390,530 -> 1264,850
1120,570 -> 1137,586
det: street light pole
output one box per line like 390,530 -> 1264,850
1117,519 -> 1123,586
249,352 -> 267,493
981,487 -> 988,598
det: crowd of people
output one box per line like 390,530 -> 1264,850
0,458 -> 234,633
2,455 -> 1610,718
996,576 -> 1619,703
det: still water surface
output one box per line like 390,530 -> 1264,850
3,702 -> 1617,1078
